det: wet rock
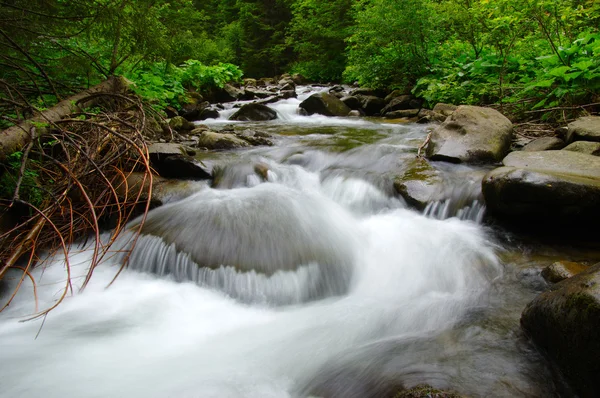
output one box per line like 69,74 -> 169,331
426,105 -> 513,163
566,116 -> 600,143
384,89 -> 407,103
279,89 -> 297,99
243,78 -> 257,87
148,143 -> 211,180
349,87 -> 387,98
348,110 -> 362,117
381,95 -> 415,114
521,263 -> 600,398
299,92 -> 351,117
179,101 -> 210,121
235,129 -> 274,146
341,95 -> 361,110
384,109 -> 420,119
229,103 -> 278,121
245,87 -> 272,99
358,95 -> 387,116
393,158 -> 445,210
168,116 -> 195,133
522,137 -> 565,151
196,130 -> 250,150
396,385 -> 464,398
562,140 -> 600,156
482,150 -> 600,225
291,73 -> 309,85
215,83 -> 244,103
164,106 -> 178,118
417,109 -> 445,124
329,85 -> 345,93
198,107 -> 220,120
432,103 -> 457,117
542,261 -> 588,283
116,172 -> 207,204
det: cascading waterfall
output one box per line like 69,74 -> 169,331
0,87 -> 558,397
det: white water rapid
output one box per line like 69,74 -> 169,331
0,86 -> 559,397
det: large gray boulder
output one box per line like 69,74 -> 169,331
299,92 -> 351,117
521,263 -> 600,398
426,106 -> 513,163
357,95 -> 386,116
566,116 -> 600,143
482,150 -> 600,224
229,103 -> 278,121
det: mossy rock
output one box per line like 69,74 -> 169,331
393,158 -> 445,210
395,385 -> 464,398
521,263 -> 600,397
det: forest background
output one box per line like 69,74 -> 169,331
1,0 -> 599,125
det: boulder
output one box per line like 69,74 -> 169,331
562,140 -> 600,156
381,95 -> 415,114
245,87 -> 272,99
482,151 -> 600,225
243,78 -> 257,87
229,103 -> 278,121
329,85 -> 345,93
341,96 -> 361,110
566,116 -> 600,143
393,158 -> 445,210
147,143 -> 211,180
116,173 -> 206,205
218,83 -> 244,102
299,92 -> 351,117
291,73 -> 309,85
426,105 -> 513,163
168,116 -> 195,133
521,263 -> 600,398
348,110 -> 362,117
279,89 -> 297,99
541,261 -> 588,283
432,103 -> 457,117
179,101 -> 210,121
358,95 -> 386,116
417,109 -> 445,124
384,109 -> 420,119
349,87 -> 387,98
384,89 -> 407,103
521,137 -> 565,151
195,130 -> 250,150
198,107 -> 220,120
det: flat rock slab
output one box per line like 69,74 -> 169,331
482,151 -> 600,224
562,140 -> 600,156
521,263 -> 600,398
502,150 -> 600,179
426,105 -> 513,164
567,116 -> 600,143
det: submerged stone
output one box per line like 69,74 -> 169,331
393,158 -> 445,210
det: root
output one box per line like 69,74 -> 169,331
0,92 -> 156,317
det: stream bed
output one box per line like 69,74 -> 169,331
0,86 -> 598,397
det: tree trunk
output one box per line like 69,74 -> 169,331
0,76 -> 129,162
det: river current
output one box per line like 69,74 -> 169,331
0,86 -> 580,397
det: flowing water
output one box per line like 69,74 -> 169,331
0,86 -> 594,397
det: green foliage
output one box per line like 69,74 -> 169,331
344,0 -> 441,90
125,61 -> 243,108
0,152 -> 44,208
287,0 -> 354,82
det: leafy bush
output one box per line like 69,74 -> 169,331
126,60 -> 243,109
